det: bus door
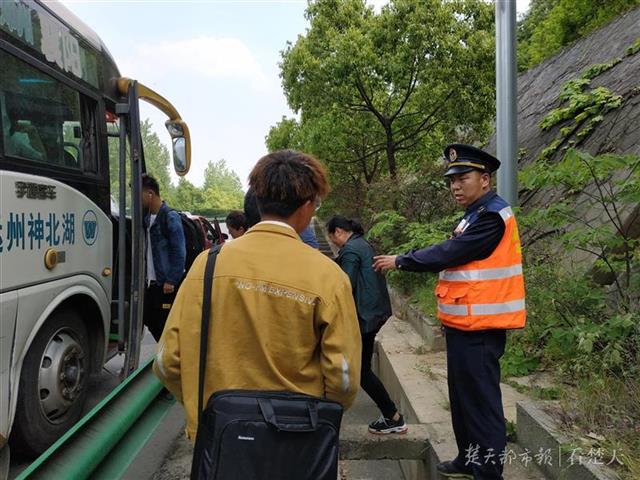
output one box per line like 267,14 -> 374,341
113,79 -> 190,379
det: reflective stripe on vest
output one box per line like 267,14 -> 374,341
438,299 -> 526,317
498,206 -> 513,221
472,299 -> 525,315
438,303 -> 469,316
439,264 -> 522,281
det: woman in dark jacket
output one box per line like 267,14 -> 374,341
326,215 -> 407,434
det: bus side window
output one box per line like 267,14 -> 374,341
0,48 -> 86,171
79,96 -> 98,174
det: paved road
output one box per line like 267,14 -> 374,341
8,331 -> 158,479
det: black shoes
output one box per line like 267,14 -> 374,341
436,460 -> 474,479
367,414 -> 409,434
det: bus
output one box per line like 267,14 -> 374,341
0,0 -> 191,458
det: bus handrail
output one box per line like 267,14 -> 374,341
117,78 -> 180,121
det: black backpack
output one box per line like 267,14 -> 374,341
159,209 -> 205,275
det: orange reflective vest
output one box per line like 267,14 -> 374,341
435,198 -> 526,331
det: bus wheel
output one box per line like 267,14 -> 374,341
10,309 -> 90,456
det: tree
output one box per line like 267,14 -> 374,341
280,0 -> 495,180
265,116 -> 303,151
173,177 -> 203,213
202,159 -> 244,211
108,118 -> 174,209
141,119 -> 174,202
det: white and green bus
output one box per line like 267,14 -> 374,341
0,0 -> 191,457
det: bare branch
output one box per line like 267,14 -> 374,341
354,75 -> 387,126
389,56 -> 420,121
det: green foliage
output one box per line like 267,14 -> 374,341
513,147 -> 640,398
172,177 -> 203,213
275,0 -> 496,218
626,37 -> 640,56
367,208 -> 457,310
580,59 -> 623,80
108,119 -> 245,216
367,209 -> 457,255
141,120 -> 174,202
505,419 -> 517,443
517,0 -> 640,71
367,210 -> 408,253
521,149 -> 640,301
500,346 -> 540,377
407,276 -> 438,318
202,159 -> 244,211
109,119 -> 174,209
530,60 -> 624,164
505,262 -> 639,379
265,116 -> 303,152
540,68 -> 622,133
171,159 -> 244,215
567,375 -> 640,479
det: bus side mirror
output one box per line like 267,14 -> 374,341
166,120 -> 191,176
172,137 -> 187,174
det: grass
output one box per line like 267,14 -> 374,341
506,419 -> 517,442
414,361 -> 438,381
408,277 -> 438,315
558,374 -> 640,479
503,379 -> 561,401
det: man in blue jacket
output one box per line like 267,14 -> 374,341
142,174 -> 186,342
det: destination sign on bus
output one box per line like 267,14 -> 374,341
0,211 -> 76,253
0,0 -> 99,87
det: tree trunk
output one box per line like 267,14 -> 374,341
384,122 -> 397,178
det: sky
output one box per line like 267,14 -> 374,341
57,0 -> 530,190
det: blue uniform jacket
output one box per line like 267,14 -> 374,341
396,191 -> 506,272
146,202 -> 186,285
299,225 -> 319,248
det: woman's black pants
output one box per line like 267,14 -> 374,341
361,330 -> 398,419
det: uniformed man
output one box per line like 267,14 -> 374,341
373,144 -> 526,480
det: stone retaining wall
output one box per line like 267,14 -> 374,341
388,287 -> 445,352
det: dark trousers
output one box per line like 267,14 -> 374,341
143,283 -> 178,342
445,327 -> 507,480
361,330 -> 397,419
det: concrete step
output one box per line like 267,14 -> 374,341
375,317 -> 547,480
341,391 -> 406,479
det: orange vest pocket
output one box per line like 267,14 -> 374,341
436,284 -> 469,302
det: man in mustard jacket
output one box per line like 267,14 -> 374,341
154,150 -> 362,439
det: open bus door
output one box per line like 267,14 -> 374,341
114,79 -> 190,379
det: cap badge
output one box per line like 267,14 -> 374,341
449,148 -> 457,162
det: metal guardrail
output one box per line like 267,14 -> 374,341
17,358 -> 175,480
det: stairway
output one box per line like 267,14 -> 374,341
312,217 -> 336,257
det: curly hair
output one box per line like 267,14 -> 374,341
248,150 -> 329,218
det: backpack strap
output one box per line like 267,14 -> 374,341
198,244 -> 222,425
157,206 -> 176,239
